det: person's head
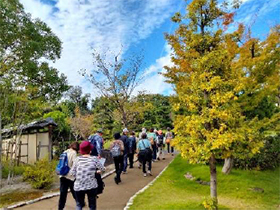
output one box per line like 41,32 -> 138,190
130,131 -> 135,136
69,142 -> 79,152
141,133 -> 147,139
79,141 -> 93,155
158,130 -> 163,135
97,129 -> 103,136
142,127 -> 146,133
123,128 -> 129,135
150,128 -> 154,132
167,127 -> 171,131
114,132 -> 121,140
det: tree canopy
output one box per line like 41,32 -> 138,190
164,0 -> 280,206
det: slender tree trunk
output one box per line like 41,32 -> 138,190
210,154 -> 218,209
222,157 -> 234,174
0,112 -> 2,187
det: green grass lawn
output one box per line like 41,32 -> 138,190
129,155 -> 280,210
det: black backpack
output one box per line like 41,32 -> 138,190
95,173 -> 105,195
158,134 -> 164,145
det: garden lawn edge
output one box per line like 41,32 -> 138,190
124,158 -> 175,210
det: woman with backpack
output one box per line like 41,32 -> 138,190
70,141 -> 105,210
156,130 -> 165,160
58,142 -> 79,210
137,133 -> 153,177
110,133 -> 124,184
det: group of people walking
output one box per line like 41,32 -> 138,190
110,127 -> 174,181
57,127 -> 174,210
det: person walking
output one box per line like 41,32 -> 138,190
58,142 -> 79,210
156,130 -> 165,160
70,141 -> 105,210
147,128 -> 157,161
139,127 -> 146,139
137,133 -> 153,177
88,129 -> 104,158
127,131 -> 136,168
110,133 -> 124,184
120,128 -> 129,173
165,127 -> 174,155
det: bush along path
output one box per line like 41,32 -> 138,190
15,154 -> 175,210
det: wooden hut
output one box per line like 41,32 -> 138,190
2,118 -> 57,164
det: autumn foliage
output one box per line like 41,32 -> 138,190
164,0 -> 280,207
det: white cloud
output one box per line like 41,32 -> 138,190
19,0 -> 178,96
134,44 -> 174,95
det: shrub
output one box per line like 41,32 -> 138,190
1,158 -> 25,179
23,158 -> 56,189
234,134 -> 280,170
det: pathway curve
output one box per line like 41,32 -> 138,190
16,154 -> 175,210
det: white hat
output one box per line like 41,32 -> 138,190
123,128 -> 129,133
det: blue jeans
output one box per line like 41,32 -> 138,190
123,153 -> 128,172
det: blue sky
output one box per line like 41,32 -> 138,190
20,0 -> 280,97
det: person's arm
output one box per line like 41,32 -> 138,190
69,158 -> 78,178
119,140 -> 124,151
68,150 -> 77,169
109,141 -> 114,150
96,137 -> 101,157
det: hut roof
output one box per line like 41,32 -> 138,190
2,117 -> 57,135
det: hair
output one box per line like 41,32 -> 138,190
167,127 -> 171,131
114,132 -> 121,140
69,142 -> 79,152
130,131 -> 135,136
150,128 -> 154,132
141,133 -> 147,139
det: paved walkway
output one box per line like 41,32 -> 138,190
17,154 -> 175,210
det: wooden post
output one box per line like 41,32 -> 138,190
17,141 -> 22,166
6,141 -> 10,161
48,125 -> 53,161
37,141 -> 41,161
27,133 -> 29,164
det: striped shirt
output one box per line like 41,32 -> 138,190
70,156 -> 105,191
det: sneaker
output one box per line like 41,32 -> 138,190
148,171 -> 153,176
123,171 -> 127,174
143,173 -> 147,177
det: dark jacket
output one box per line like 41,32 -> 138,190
120,134 -> 129,154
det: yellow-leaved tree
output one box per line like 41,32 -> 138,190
164,0 -> 280,207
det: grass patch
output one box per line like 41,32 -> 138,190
130,155 -> 280,210
0,190 -> 43,207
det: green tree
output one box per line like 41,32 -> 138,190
164,0 -> 280,207
43,111 -> 70,142
0,0 -> 68,184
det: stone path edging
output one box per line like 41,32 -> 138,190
6,168 -> 116,210
123,158 -> 175,210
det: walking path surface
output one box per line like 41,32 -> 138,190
16,154 -> 175,210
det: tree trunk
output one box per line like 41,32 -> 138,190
0,112 -> 2,187
222,157 -> 234,174
210,154 -> 218,209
